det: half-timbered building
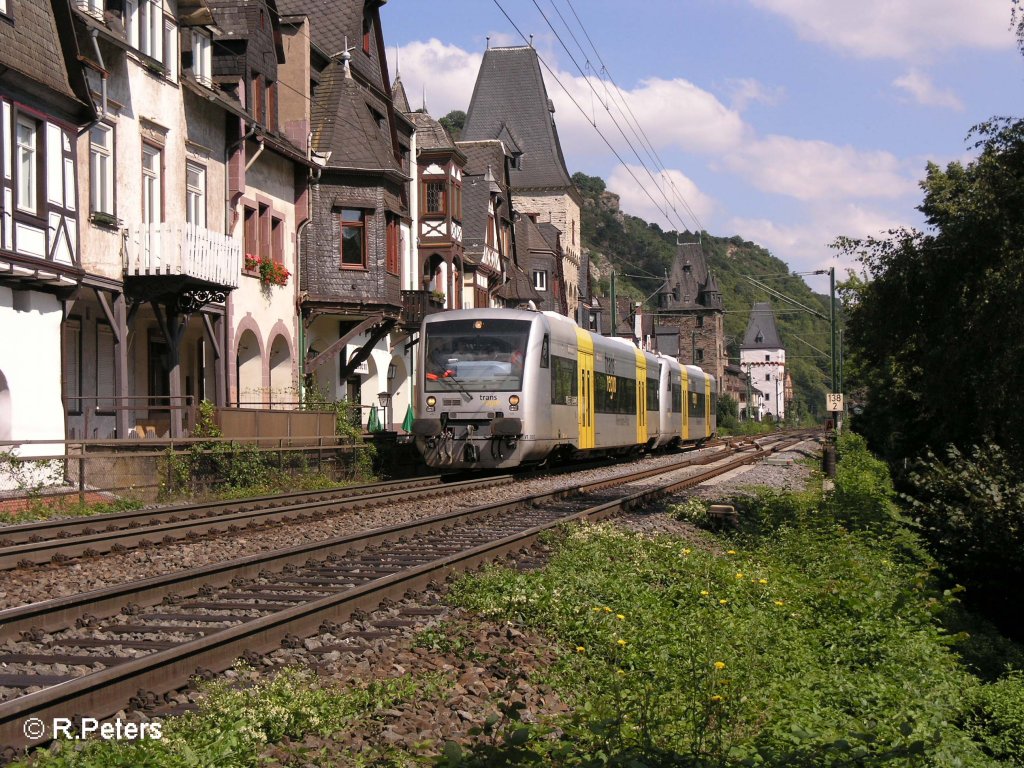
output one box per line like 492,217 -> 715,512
0,0 -> 94,448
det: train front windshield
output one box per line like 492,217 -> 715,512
424,318 -> 531,392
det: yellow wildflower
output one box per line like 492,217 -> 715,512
617,639 -> 627,646
616,614 -> 625,621
714,661 -> 726,670
576,646 -> 586,653
727,549 -> 737,555
774,600 -> 785,606
710,695 -> 723,702
735,572 -> 744,579
592,607 -> 602,613
719,599 -> 729,605
603,607 -> 612,613
617,669 -> 625,676
758,579 -> 768,585
700,590 -> 710,596
682,548 -> 692,555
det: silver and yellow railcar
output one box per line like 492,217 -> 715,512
412,308 -> 715,470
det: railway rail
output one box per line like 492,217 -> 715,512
0,432 -> 814,754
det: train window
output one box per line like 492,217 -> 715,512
540,334 -> 550,369
671,382 -> 682,413
550,355 -> 577,405
646,377 -> 659,411
424,318 -> 531,392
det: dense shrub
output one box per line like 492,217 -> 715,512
904,440 -> 1024,635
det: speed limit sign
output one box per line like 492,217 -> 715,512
826,393 -> 844,411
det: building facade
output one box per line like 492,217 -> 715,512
740,301 -> 786,421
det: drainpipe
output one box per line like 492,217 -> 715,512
90,30 -> 108,117
245,135 -> 266,172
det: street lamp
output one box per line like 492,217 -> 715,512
378,391 -> 392,432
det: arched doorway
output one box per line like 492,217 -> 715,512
268,334 -> 292,408
235,330 -> 262,406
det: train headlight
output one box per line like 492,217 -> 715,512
426,396 -> 436,407
508,395 -> 520,411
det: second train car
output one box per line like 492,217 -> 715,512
411,308 -> 716,470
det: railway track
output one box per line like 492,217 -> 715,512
0,433 -> 812,754
0,439 -> 744,572
0,475 -> 515,570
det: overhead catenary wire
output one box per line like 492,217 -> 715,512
489,0 -> 695,237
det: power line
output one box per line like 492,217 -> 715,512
489,0 -> 688,237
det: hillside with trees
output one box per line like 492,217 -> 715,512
572,172 -> 834,423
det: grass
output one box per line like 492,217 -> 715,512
439,433 -> 1024,766
15,667 -> 432,768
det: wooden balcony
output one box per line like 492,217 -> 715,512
400,289 -> 446,331
123,223 -> 241,290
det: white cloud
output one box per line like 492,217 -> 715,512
729,203 -> 915,286
723,135 -> 919,202
892,70 -> 964,110
391,39 -> 483,117
748,0 -> 1014,60
724,78 -> 786,112
608,164 -> 716,232
542,74 -> 749,160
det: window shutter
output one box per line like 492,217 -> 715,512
126,0 -> 139,48
64,320 -> 81,410
97,325 -> 115,410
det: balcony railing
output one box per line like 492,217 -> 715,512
400,289 -> 446,330
123,223 -> 241,289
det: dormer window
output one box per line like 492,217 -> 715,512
126,0 -> 177,78
192,29 -> 212,87
362,15 -> 371,54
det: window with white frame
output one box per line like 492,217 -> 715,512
185,161 -> 205,227
89,124 -> 114,216
127,0 -> 176,73
77,0 -> 103,18
192,29 -> 212,86
15,116 -> 39,215
0,0 -> 9,16
532,269 -> 547,292
142,143 -> 162,224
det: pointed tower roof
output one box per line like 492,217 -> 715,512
742,302 -> 783,349
391,74 -> 411,113
462,46 -> 573,190
660,241 -> 721,312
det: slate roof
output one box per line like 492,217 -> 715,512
660,241 -> 723,312
462,46 -> 573,190
391,73 -> 411,113
409,111 -> 456,151
276,0 -> 386,91
0,0 -> 80,107
741,302 -> 783,349
459,140 -> 509,258
494,262 -> 541,305
311,61 -> 403,174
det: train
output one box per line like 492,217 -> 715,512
410,308 -> 717,470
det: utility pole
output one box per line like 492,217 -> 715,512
830,266 -> 837,394
610,270 -> 616,336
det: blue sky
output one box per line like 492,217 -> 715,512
379,0 -> 1022,293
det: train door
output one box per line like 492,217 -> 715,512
680,367 -> 689,441
574,328 -> 595,449
634,348 -> 647,445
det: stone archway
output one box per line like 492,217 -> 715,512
268,334 -> 293,408
0,369 -> 10,441
235,329 -> 263,406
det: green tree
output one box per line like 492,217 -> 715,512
835,118 -> 1024,466
439,110 -> 466,141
